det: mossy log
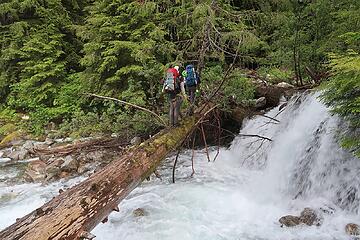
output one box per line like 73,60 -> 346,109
0,108 -> 209,240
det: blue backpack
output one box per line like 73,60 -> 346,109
185,65 -> 197,87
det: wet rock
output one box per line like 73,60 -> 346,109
345,223 -> 360,236
276,82 -> 294,89
1,148 -> 12,158
319,205 -> 335,215
24,160 -> 47,182
61,155 -> 78,172
131,137 -> 142,145
77,163 -> 93,174
133,208 -> 148,217
255,97 -> 267,109
8,149 -> 29,161
22,140 -> 36,151
86,151 -> 104,162
44,138 -> 55,146
299,208 -> 320,226
59,171 -> 70,179
45,166 -> 62,180
45,158 -> 65,180
279,215 -> 301,227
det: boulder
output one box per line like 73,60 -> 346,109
44,138 -> 55,146
24,160 -> 47,182
255,97 -> 267,109
77,163 -> 93,174
8,149 -> 29,161
45,158 -> 65,180
0,151 -> 4,158
61,155 -> 78,172
45,166 -> 62,181
299,208 -> 320,226
279,215 -> 301,227
131,136 -> 142,145
345,223 -> 360,236
276,82 -> 294,89
1,148 -> 12,158
22,140 -> 36,151
0,131 -> 23,147
133,208 -> 148,217
59,171 -> 70,179
86,151 -> 104,162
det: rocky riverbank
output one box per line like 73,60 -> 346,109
0,136 -> 135,184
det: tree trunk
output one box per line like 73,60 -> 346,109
0,109 -> 209,240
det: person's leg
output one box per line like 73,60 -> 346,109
169,95 -> 175,126
177,95 -> 183,119
173,96 -> 181,126
189,86 -> 196,104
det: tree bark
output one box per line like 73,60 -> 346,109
0,109 -> 209,240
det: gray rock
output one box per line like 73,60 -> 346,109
22,140 -> 36,151
255,97 -> 267,109
61,155 -> 78,171
276,82 -> 294,89
45,166 -> 62,180
45,138 -> 55,145
131,136 -> 142,145
86,151 -> 104,162
1,148 -> 12,158
133,208 -> 148,217
24,160 -> 47,182
8,149 -> 29,161
0,151 -> 4,158
299,208 -> 321,226
279,215 -> 301,227
345,223 -> 360,236
77,163 -> 93,174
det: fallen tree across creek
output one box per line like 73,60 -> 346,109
0,105 -> 214,240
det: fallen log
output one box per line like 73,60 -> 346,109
0,107 -> 211,240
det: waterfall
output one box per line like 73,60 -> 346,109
0,92 -> 359,239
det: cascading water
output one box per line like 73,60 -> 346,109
0,92 -> 359,239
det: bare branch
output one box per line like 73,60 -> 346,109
87,93 -> 167,126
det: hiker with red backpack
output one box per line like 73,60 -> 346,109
162,65 -> 186,126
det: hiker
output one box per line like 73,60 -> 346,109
182,64 -> 200,105
162,65 -> 186,126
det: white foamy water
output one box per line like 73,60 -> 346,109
0,92 -> 359,239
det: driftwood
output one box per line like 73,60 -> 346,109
0,106 -> 211,240
33,137 -> 127,157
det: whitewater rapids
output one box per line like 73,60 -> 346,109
0,92 -> 359,239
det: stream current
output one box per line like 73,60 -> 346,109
0,92 -> 359,239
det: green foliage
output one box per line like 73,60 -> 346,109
321,33 -> 360,156
257,66 -> 293,84
202,66 -> 255,109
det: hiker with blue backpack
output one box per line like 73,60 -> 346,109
162,65 -> 186,126
182,64 -> 200,113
